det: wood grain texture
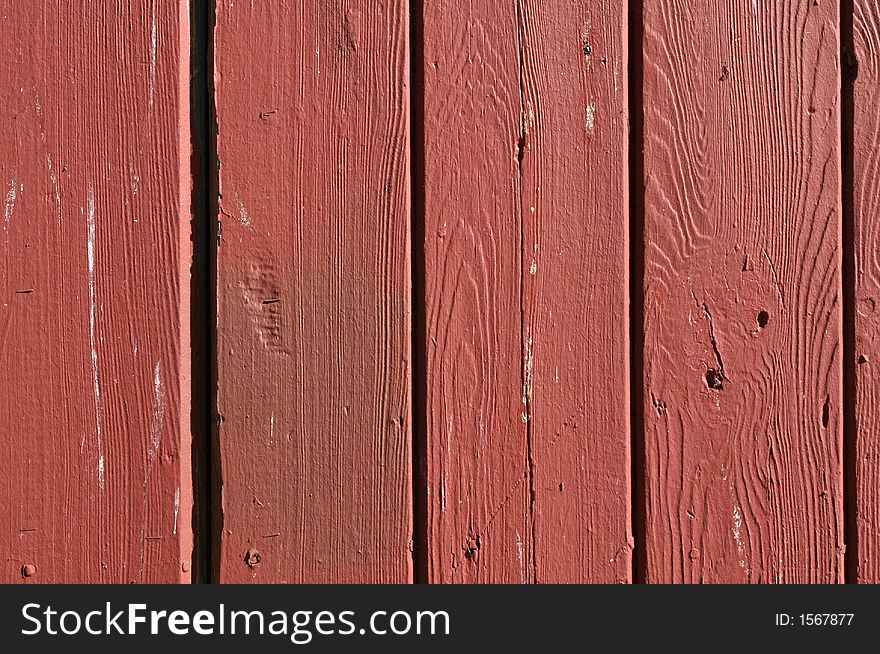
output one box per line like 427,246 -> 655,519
0,1 -> 192,582
214,1 -> 412,583
853,0 -> 880,584
641,1 -> 843,582
422,0 -> 631,583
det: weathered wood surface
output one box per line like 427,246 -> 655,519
641,1 -> 844,582
853,0 -> 880,584
421,0 -> 631,583
214,1 -> 412,582
0,1 -> 192,582
4,0 -> 875,586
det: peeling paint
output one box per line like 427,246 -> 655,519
4,179 -> 15,228
516,531 -> 526,583
148,361 -> 165,462
733,502 -> 746,570
269,413 -> 275,445
521,332 -> 534,425
87,182 -> 105,489
173,487 -> 180,535
237,197 -> 250,227
585,102 -> 596,135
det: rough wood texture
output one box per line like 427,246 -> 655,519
214,1 -> 412,582
422,0 -> 631,583
641,1 -> 843,582
853,0 -> 880,584
0,1 -> 192,583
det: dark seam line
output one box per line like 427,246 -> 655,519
190,0 -> 221,584
628,0 -> 648,585
841,0 -> 859,585
409,0 -> 429,584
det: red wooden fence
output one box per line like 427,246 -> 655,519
421,0 -> 631,583
214,1 -> 412,583
1,1 -> 192,583
643,0 -> 843,583
1,1 -> 878,584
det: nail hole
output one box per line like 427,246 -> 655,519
858,354 -> 868,365
464,535 -> 481,560
705,369 -> 723,390
245,548 -> 262,568
757,310 -> 769,328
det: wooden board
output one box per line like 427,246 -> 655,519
421,0 -> 631,583
214,1 -> 412,583
0,1 -> 192,582
641,1 -> 844,582
853,0 -> 880,584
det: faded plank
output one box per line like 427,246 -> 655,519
214,1 -> 412,582
0,2 -> 192,582
853,0 -> 880,583
422,0 -> 630,582
641,1 -> 843,582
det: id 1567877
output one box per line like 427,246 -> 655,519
775,614 -> 855,627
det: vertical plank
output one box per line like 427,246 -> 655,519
641,1 -> 843,582
214,1 -> 412,582
422,1 -> 630,582
853,0 -> 880,583
0,1 -> 192,582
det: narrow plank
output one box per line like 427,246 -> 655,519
0,1 -> 192,582
214,1 -> 412,582
641,1 -> 843,582
422,0 -> 631,582
853,0 -> 880,583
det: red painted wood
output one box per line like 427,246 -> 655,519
214,1 -> 412,582
422,1 -> 631,582
641,1 -> 843,582
0,1 -> 192,582
853,0 -> 880,584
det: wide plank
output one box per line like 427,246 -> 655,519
214,0 -> 412,582
0,1 -> 192,582
421,0 -> 631,583
641,0 -> 843,582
